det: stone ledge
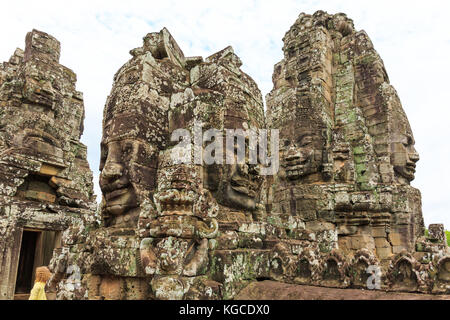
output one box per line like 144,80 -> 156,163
235,280 -> 450,300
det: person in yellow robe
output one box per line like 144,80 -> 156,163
29,266 -> 52,300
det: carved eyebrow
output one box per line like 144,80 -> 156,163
402,134 -> 413,145
123,141 -> 134,148
23,129 -> 61,148
406,134 -> 414,144
297,133 -> 313,143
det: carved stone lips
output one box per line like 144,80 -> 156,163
230,178 -> 257,198
102,179 -> 128,193
284,157 -> 308,176
285,164 -> 306,171
284,157 -> 307,168
406,162 -> 416,169
286,167 -> 304,178
105,187 -> 128,201
405,162 -> 416,174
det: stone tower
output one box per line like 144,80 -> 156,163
0,30 -> 96,300
58,26 -> 270,300
266,11 -> 449,293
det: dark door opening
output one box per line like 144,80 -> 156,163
14,229 -> 61,299
15,231 -> 39,294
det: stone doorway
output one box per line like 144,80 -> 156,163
15,231 -> 38,294
13,229 -> 61,299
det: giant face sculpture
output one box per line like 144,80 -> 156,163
0,30 -> 94,207
11,128 -> 65,168
280,125 -> 325,181
203,128 -> 263,212
386,89 -> 420,185
99,139 -> 139,217
190,47 -> 265,213
1,46 -> 66,168
226,162 -> 260,211
390,130 -> 419,184
273,92 -> 330,184
98,27 -> 194,227
99,136 -> 158,227
10,30 -> 79,167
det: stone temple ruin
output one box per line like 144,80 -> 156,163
0,30 -> 96,300
266,11 -> 444,292
0,11 -> 449,300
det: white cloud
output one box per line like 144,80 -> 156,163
1,0 -> 449,228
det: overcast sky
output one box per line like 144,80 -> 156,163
1,0 -> 449,228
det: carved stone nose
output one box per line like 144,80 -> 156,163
409,151 -> 420,163
248,164 -> 259,175
102,162 -> 123,180
237,163 -> 249,175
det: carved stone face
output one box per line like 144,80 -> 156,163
390,131 -> 419,183
202,124 -> 262,212
225,162 -> 260,210
219,130 -> 264,210
100,137 -> 157,221
155,157 -> 197,218
205,160 -> 260,212
2,74 -> 65,166
280,128 -> 324,181
12,128 -> 64,165
157,237 -> 188,274
99,139 -> 139,217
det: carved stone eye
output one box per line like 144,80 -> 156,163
99,145 -> 108,170
123,143 -> 133,154
444,261 -> 450,273
402,135 -> 413,147
298,135 -> 312,147
402,139 -> 409,147
407,136 -> 413,146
